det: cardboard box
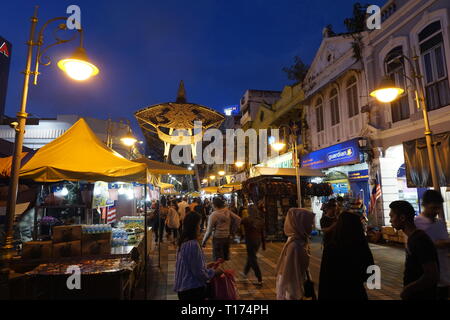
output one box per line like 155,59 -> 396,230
52,225 -> 82,243
52,241 -> 81,258
81,232 -> 111,243
22,241 -> 52,260
82,239 -> 111,256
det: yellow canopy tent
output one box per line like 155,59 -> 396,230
0,152 -> 29,179
133,157 -> 194,175
201,186 -> 219,194
19,118 -> 147,183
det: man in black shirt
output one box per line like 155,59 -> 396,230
389,200 -> 439,300
320,199 -> 338,248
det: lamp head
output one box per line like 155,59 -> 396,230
235,161 -> 244,168
271,142 -> 286,152
57,47 -> 99,81
218,170 -> 226,176
370,76 -> 404,103
120,132 -> 138,146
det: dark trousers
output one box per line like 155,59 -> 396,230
178,286 -> 207,301
167,227 -> 178,240
153,219 -> 165,242
200,215 -> 207,231
437,286 -> 449,300
244,240 -> 262,282
212,237 -> 230,261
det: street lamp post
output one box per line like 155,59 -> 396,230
370,51 -> 444,221
271,123 -> 303,208
1,7 -> 99,265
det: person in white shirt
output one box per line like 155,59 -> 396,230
415,190 -> 450,300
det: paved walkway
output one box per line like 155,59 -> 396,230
148,236 -> 406,300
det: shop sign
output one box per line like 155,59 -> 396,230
302,138 -> 361,170
348,169 -> 369,181
257,151 -> 293,169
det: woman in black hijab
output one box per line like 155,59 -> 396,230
318,209 -> 375,300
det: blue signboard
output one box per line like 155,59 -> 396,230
348,169 -> 369,181
301,138 -> 361,170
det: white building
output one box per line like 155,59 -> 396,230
303,0 -> 450,227
0,115 -> 141,159
364,0 -> 450,225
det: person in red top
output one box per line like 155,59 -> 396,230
240,204 -> 266,285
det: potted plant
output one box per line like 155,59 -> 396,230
39,216 -> 61,236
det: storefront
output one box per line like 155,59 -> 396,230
380,142 -> 450,227
301,138 -> 370,227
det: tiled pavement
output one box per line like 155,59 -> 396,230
147,235 -> 407,300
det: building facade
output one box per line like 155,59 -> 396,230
302,0 -> 450,227
0,115 -> 141,159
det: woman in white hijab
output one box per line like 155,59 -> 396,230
276,208 -> 315,300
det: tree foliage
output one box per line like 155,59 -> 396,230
344,2 -> 369,34
282,56 -> 309,84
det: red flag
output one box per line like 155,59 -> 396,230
107,206 -> 117,224
369,174 -> 382,216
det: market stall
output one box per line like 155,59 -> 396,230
243,166 -> 326,240
7,118 -> 154,299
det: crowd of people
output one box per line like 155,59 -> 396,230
149,190 -> 449,301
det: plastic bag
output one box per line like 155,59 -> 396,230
209,270 -> 239,300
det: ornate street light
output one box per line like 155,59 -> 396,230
369,51 -> 443,221
2,6 -> 99,269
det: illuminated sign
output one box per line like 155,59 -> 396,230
302,138 -> 361,170
223,105 -> 240,116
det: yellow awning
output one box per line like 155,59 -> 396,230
201,186 -> 219,194
19,118 -> 147,183
134,157 -> 194,175
249,166 -> 325,178
220,183 -> 242,191
158,182 -> 175,190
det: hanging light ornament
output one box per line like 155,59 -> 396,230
134,81 -> 225,159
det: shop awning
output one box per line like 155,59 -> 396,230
249,166 -> 325,178
133,157 -> 194,175
218,183 -> 242,193
157,182 -> 175,190
201,186 -> 220,194
403,131 -> 450,187
19,118 -> 147,183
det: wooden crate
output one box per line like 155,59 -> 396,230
52,241 -> 81,258
22,241 -> 52,260
82,239 -> 111,256
52,225 -> 82,243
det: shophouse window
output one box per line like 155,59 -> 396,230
346,76 -> 359,117
419,21 -> 450,111
329,88 -> 340,126
385,46 -> 410,122
315,98 -> 324,132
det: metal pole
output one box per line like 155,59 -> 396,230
143,184 -> 148,299
411,56 -> 444,221
2,7 -> 39,261
293,136 -> 302,208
